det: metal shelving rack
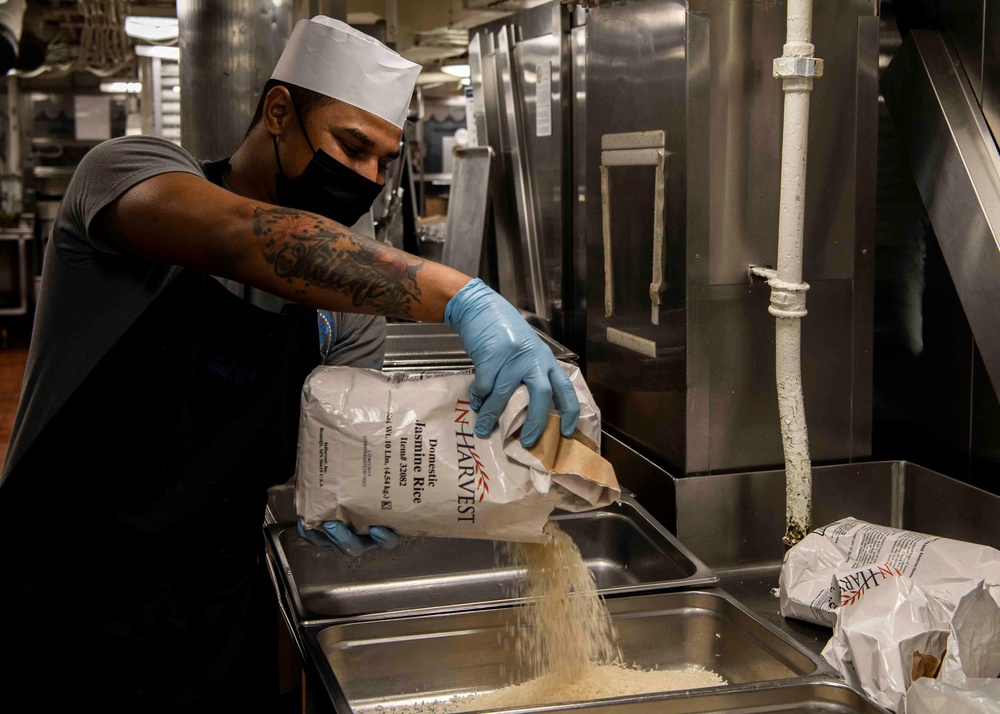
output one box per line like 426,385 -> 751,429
138,54 -> 180,143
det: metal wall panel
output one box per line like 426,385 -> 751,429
584,0 -> 689,467
178,0 -> 295,159
470,30 -> 526,305
495,24 -> 548,319
669,460 -> 1000,570
514,29 -> 565,325
584,4 -> 688,324
700,1 -> 751,287
585,0 -> 877,474
704,280 -> 855,470
685,12 -> 712,473
673,462 -> 895,569
883,31 -> 1000,399
692,0 -> 873,286
588,288 -> 858,475
853,13 -> 881,459
971,345 -> 1000,493
471,3 -> 581,345
937,0 -> 986,103
984,0 -> 1000,142
873,211 -> 977,485
872,25 -> 1000,497
569,21 -> 588,355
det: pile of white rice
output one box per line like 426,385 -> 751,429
381,523 -> 725,714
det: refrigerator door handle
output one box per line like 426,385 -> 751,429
600,130 -> 668,356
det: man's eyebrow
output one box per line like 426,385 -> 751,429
342,126 -> 399,160
342,127 -> 376,149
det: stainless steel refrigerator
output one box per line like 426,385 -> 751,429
473,1 -> 879,476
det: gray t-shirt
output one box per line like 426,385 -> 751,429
1,135 -> 385,483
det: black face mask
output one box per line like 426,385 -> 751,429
273,106 -> 384,227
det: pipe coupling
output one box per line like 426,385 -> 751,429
649,281 -> 667,303
767,278 -> 809,319
782,41 -> 815,58
773,56 -> 824,79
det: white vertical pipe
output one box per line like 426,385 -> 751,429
6,73 -> 20,211
775,92 -> 810,285
776,0 -> 814,286
385,0 -> 398,47
771,0 -> 820,546
787,0 -> 812,46
776,316 -> 811,545
7,74 -> 19,175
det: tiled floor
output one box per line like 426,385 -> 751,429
0,348 -> 28,467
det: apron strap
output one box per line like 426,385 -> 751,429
203,157 -> 232,188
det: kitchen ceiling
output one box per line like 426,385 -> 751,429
351,0 -> 553,95
28,0 -> 175,76
347,0 -> 551,64
26,0 -> 550,76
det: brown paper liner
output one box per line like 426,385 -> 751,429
911,651 -> 942,682
524,414 -> 620,490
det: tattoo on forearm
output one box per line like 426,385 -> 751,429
252,207 -> 424,317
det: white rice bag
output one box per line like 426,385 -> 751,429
905,678 -> 1000,714
780,518 -> 1000,627
821,569 -> 950,712
295,362 -> 620,543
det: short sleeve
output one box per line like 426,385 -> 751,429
57,136 -> 206,260
322,312 -> 387,369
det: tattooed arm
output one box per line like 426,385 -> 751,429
97,172 -> 470,321
248,206 -> 455,320
98,170 -> 580,445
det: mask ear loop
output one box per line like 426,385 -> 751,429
291,95 -> 318,154
272,134 -> 288,179
272,94 -> 317,179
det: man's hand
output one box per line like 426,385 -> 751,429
297,519 -> 399,557
445,279 -> 580,448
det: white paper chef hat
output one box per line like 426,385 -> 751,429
271,16 -> 421,129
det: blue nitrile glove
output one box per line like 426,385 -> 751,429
297,519 -> 399,557
444,278 -> 580,447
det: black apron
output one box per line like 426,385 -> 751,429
0,160 -> 318,711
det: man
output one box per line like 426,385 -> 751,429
0,17 -> 578,711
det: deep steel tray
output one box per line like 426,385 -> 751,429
265,493 -> 716,623
492,681 -> 888,714
605,434 -> 1000,658
302,589 -> 835,714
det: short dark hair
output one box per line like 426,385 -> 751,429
245,79 -> 334,137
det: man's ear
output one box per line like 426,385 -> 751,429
262,85 -> 294,136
